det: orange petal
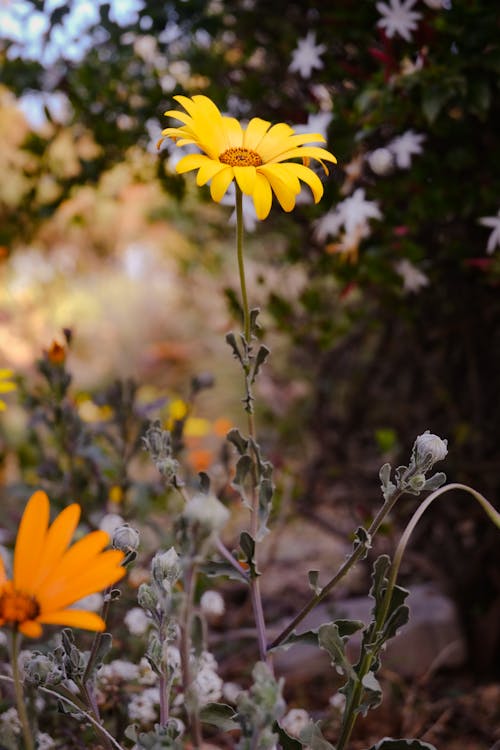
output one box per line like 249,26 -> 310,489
37,609 -> 106,632
18,620 -> 43,638
14,491 -> 50,593
31,504 -> 81,592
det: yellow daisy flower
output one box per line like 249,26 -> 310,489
0,491 -> 126,638
158,95 -> 337,220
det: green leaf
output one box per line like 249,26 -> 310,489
318,622 -> 358,680
198,560 -> 249,583
257,476 -> 274,541
199,702 -> 239,731
225,332 -> 243,364
366,739 -> 437,750
357,671 -> 382,716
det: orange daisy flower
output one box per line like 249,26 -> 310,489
0,491 -> 126,638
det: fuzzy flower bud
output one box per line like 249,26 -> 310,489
152,547 -> 182,587
142,420 -> 180,483
183,492 -> 230,534
414,431 -> 448,471
112,524 -> 140,554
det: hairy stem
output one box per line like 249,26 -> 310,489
234,186 -> 270,665
11,631 -> 35,750
180,561 -> 203,748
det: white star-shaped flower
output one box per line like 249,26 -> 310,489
294,111 -> 333,141
478,209 -> 500,254
394,259 -> 430,293
314,189 -> 382,248
388,130 -> 425,168
288,31 -> 326,79
336,188 -> 383,235
376,0 -> 422,41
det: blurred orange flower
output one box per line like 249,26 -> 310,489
0,491 -> 125,638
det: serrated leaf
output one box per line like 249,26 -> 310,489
379,462 -> 392,486
233,454 -> 253,490
366,739 -> 437,750
239,531 -> 259,578
251,344 -> 271,384
225,332 -> 243,364
318,622 -> 358,680
356,671 -> 382,716
299,720 -> 335,750
257,476 -> 274,541
249,307 -> 261,336
226,427 -> 249,455
199,702 -> 239,731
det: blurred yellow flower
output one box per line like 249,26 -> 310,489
158,95 -> 337,220
0,368 -> 16,412
0,491 -> 125,638
183,416 -> 211,438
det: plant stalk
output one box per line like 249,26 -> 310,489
11,630 -> 35,750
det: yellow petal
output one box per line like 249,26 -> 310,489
243,117 -> 272,151
14,491 -> 50,593
258,166 -> 298,212
210,167 -> 234,202
221,117 -> 244,150
37,609 -> 106,632
196,159 -> 227,186
233,166 -> 257,195
255,122 -> 296,161
252,172 -> 273,220
31,503 -> 81,592
280,162 -> 324,203
0,382 -> 16,394
0,369 -> 15,378
270,145 -> 337,172
175,154 -> 212,174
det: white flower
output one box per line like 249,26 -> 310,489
124,607 -> 151,636
478,209 -> 500,254
36,733 -> 56,749
336,188 -> 382,235
138,657 -> 159,685
99,659 -> 140,684
0,707 -> 21,734
367,147 -> 394,176
423,0 -> 450,8
329,692 -> 347,712
220,183 -> 258,232
376,0 -> 422,41
200,590 -> 225,617
281,708 -> 310,737
388,130 -> 425,168
193,652 -> 223,705
314,210 -> 344,243
222,681 -> 243,703
183,493 -> 230,533
294,111 -> 333,142
128,687 -> 160,724
288,31 -> 326,78
394,259 -> 429,293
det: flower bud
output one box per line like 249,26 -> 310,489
367,147 -> 393,176
112,524 -> 140,553
152,547 -> 182,587
182,492 -> 230,534
414,431 -> 448,470
138,582 -> 157,611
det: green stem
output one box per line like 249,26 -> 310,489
336,483 -> 500,750
269,487 -> 405,650
10,630 -> 35,750
234,184 -> 270,666
235,186 -> 250,343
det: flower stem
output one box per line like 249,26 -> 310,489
180,560 -> 202,748
10,630 -> 35,750
234,185 -> 270,666
235,186 -> 250,344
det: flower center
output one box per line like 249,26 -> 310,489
0,583 -> 40,627
219,147 -> 263,167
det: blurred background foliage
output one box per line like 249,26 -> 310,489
1,0 -> 500,678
